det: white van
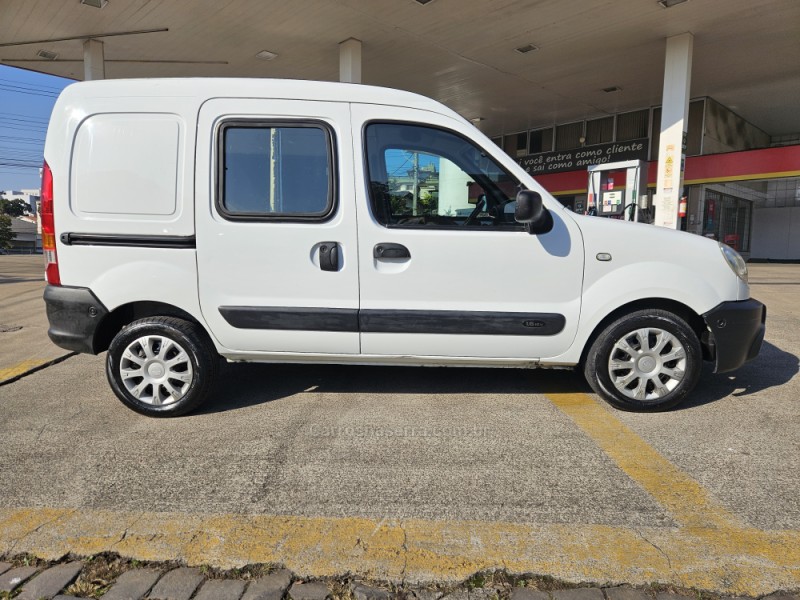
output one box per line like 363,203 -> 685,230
42,79 -> 765,417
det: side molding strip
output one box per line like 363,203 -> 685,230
361,309 -> 565,336
219,307 -> 359,332
60,233 -> 196,249
219,307 -> 565,336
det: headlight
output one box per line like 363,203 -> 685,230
719,242 -> 748,283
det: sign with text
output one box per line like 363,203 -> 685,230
601,191 -> 623,214
517,138 -> 649,175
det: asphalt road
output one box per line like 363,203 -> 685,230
0,255 -> 69,381
1,256 -> 798,593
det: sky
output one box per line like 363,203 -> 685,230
0,65 -> 73,191
0,63 -> 429,194
386,150 -> 438,179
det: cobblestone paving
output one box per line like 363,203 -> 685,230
3,556 -> 798,600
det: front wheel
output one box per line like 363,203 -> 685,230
106,316 -> 218,417
583,309 -> 702,412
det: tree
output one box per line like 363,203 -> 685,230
0,214 -> 15,250
0,198 -> 28,217
418,191 -> 439,215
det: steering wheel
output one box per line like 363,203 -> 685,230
489,199 -> 513,224
464,195 -> 487,226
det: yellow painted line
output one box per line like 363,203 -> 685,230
684,170 -> 800,185
0,359 -> 47,382
548,171 -> 800,195
544,392 -> 800,588
0,392 -> 797,594
545,393 -> 741,531
551,189 -> 588,196
0,507 -> 798,595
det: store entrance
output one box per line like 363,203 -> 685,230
702,189 -> 753,252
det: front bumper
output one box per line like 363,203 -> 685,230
43,285 -> 108,354
702,298 -> 766,373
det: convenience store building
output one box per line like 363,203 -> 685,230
3,0 -> 798,259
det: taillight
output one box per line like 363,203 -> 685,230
41,160 -> 61,286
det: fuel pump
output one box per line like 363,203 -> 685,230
586,160 -> 649,222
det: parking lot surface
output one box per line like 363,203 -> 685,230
0,255 -> 71,382
1,256 -> 798,595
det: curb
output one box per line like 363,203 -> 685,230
1,554 -> 799,600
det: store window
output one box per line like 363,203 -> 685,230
529,127 -> 554,154
685,100 -> 705,156
650,100 -> 705,159
585,116 -> 614,145
504,132 -> 529,157
702,190 -> 752,252
650,108 -> 661,160
616,109 -> 649,142
555,122 -> 583,151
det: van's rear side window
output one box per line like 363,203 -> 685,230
217,121 -> 336,221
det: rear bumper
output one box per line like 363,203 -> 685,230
43,285 -> 108,354
702,298 -> 766,373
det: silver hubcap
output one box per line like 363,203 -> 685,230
608,327 -> 687,401
119,335 -> 193,406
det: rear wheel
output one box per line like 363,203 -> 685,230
583,309 -> 702,412
106,316 -> 218,417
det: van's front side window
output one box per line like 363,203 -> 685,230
364,122 -> 522,229
219,122 -> 334,220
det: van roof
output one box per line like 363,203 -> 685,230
56,77 -> 464,121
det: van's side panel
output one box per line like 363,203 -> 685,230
351,104 -> 585,360
45,88 -> 205,327
194,98 -> 360,354
544,214 -> 743,365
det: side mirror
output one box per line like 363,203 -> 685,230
515,190 -> 553,234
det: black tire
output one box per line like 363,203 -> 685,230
583,309 -> 702,412
106,316 -> 218,417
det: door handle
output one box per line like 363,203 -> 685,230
374,243 -> 410,259
318,242 -> 340,272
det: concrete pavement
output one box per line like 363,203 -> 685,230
0,255 -> 71,382
0,257 -> 798,595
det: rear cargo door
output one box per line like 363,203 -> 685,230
196,98 -> 360,354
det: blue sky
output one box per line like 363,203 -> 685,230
386,149 -> 438,179
0,65 -> 73,191
0,67 -> 438,191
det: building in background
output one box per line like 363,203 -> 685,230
1,0 -> 797,259
1,189 -> 41,216
1,190 -> 42,252
492,100 -> 800,260
9,217 -> 41,253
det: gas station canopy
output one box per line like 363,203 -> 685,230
1,0 -> 798,138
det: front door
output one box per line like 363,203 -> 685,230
196,99 -> 359,354
352,104 -> 584,360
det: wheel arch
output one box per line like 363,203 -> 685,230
93,300 -> 207,354
578,297 -> 708,368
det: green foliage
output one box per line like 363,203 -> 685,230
0,214 -> 16,249
0,198 -> 28,217
417,192 -> 439,215
465,572 -> 487,589
390,193 -> 412,215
